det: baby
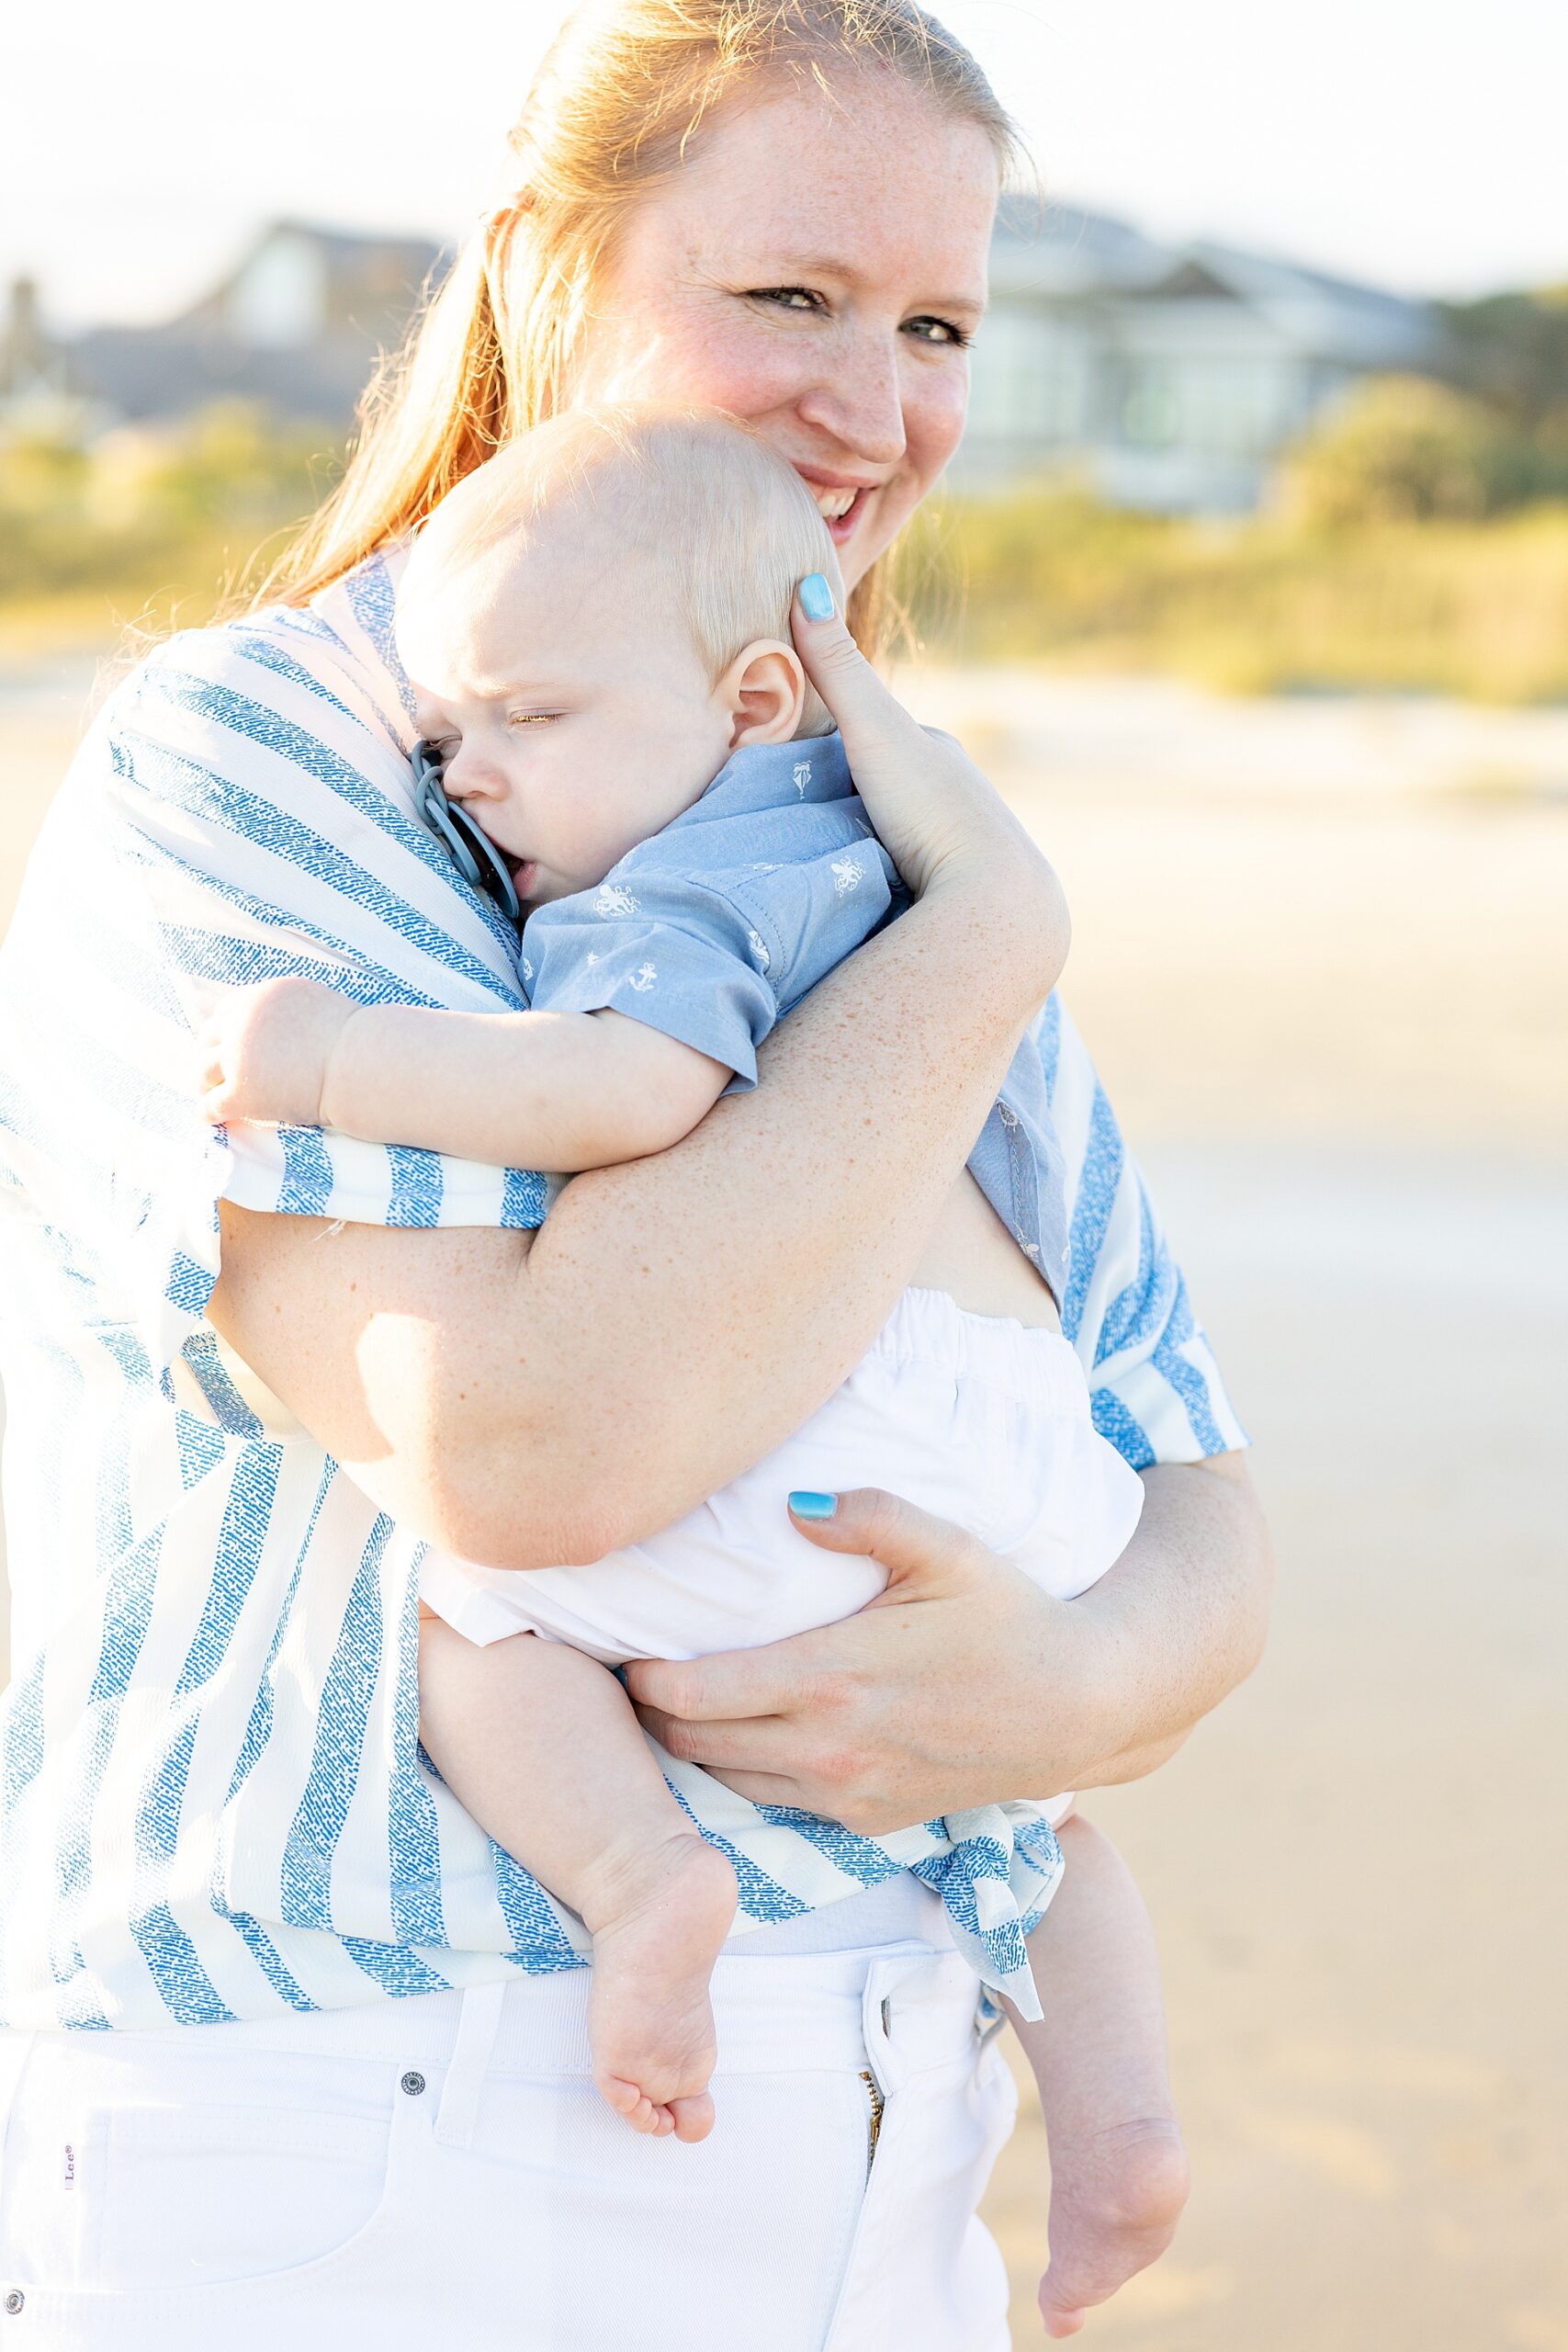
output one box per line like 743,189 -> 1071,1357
202,408 -> 1189,2336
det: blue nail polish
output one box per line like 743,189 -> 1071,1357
789,1490 -> 839,1520
798,573 -> 835,622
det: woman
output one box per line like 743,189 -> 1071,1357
0,2 -> 1267,2344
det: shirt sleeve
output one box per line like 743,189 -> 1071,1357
0,596 -> 547,1411
522,873 -> 781,1087
1043,999 -> 1250,1467
522,828 -> 900,1089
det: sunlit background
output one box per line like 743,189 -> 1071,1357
2,6 -> 1565,2346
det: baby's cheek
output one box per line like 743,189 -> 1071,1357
547,811 -> 640,899
578,810 -> 647,887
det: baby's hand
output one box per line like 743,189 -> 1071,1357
197,977 -> 357,1128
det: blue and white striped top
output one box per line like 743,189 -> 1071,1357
0,555 -> 1248,2030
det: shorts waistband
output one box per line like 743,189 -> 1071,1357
866,1285 -> 1084,1413
51,1941 -> 981,2082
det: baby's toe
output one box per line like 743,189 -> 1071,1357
1037,2275 -> 1088,2337
598,2073 -> 680,2138
669,2094 -> 715,2144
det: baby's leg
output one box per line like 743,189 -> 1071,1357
1009,1815 -> 1190,2338
418,1610 -> 737,2143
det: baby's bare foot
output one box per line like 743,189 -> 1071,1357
581,1830 -> 738,2144
1038,2117 -> 1190,2337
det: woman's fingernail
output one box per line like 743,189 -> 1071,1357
789,1490 -> 839,1520
797,573 -> 835,622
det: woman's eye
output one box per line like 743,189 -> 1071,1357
748,286 -> 826,314
745,281 -> 970,350
748,286 -> 968,348
906,315 -> 971,349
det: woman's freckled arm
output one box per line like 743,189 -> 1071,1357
211,832 -> 1059,1569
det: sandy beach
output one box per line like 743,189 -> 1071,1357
2,655 -> 1564,2347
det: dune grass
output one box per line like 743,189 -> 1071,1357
902,490 -> 1568,703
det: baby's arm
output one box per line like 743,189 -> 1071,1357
198,977 -> 729,1170
1010,1815 -> 1190,2339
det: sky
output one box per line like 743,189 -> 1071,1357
6,0 -> 1565,329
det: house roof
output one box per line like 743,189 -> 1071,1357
1174,240 -> 1437,364
171,219 -> 448,333
63,326 -> 390,425
990,192 -> 1437,363
990,195 -> 1177,296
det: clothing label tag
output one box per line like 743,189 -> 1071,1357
62,2142 -> 76,2190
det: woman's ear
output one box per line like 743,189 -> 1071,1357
720,640 -> 807,748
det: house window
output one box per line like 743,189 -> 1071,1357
1120,367 -> 1181,447
1182,360 -> 1285,453
967,311 -> 1083,447
229,233 -> 330,350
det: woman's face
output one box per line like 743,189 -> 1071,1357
564,72 -> 1000,590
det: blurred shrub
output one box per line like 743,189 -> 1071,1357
908,481 -> 1568,702
0,401 -> 340,624
1436,285 -> 1568,425
1278,375 -> 1568,525
1281,378 -> 1500,524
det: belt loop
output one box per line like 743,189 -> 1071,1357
861,1957 -> 915,2100
0,2031 -> 38,2243
0,2032 -> 36,2116
434,1980 -> 507,2150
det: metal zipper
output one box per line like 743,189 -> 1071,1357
858,2068 -> 885,2174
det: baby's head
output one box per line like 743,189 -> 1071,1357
395,406 -> 844,909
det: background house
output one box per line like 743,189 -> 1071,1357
0,206 -> 1447,514
958,197 -> 1440,510
5,220 -> 446,431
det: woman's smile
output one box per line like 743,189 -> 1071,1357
794,467 -> 880,548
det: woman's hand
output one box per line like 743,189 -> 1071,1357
792,577 -> 1070,1001
627,1488 -> 1094,1831
625,1455 -> 1269,1831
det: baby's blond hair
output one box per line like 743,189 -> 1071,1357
400,406 -> 846,728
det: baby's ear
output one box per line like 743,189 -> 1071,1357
723,640 -> 807,748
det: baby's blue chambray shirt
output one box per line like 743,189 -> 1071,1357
522,730 -> 1070,1297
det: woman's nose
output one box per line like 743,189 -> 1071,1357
795,334 -> 908,469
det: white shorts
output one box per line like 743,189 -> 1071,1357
422,1284 -> 1145,1665
0,1940 -> 1015,2350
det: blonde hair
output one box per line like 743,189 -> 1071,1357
254,0 -> 1018,658
400,407 -> 844,695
